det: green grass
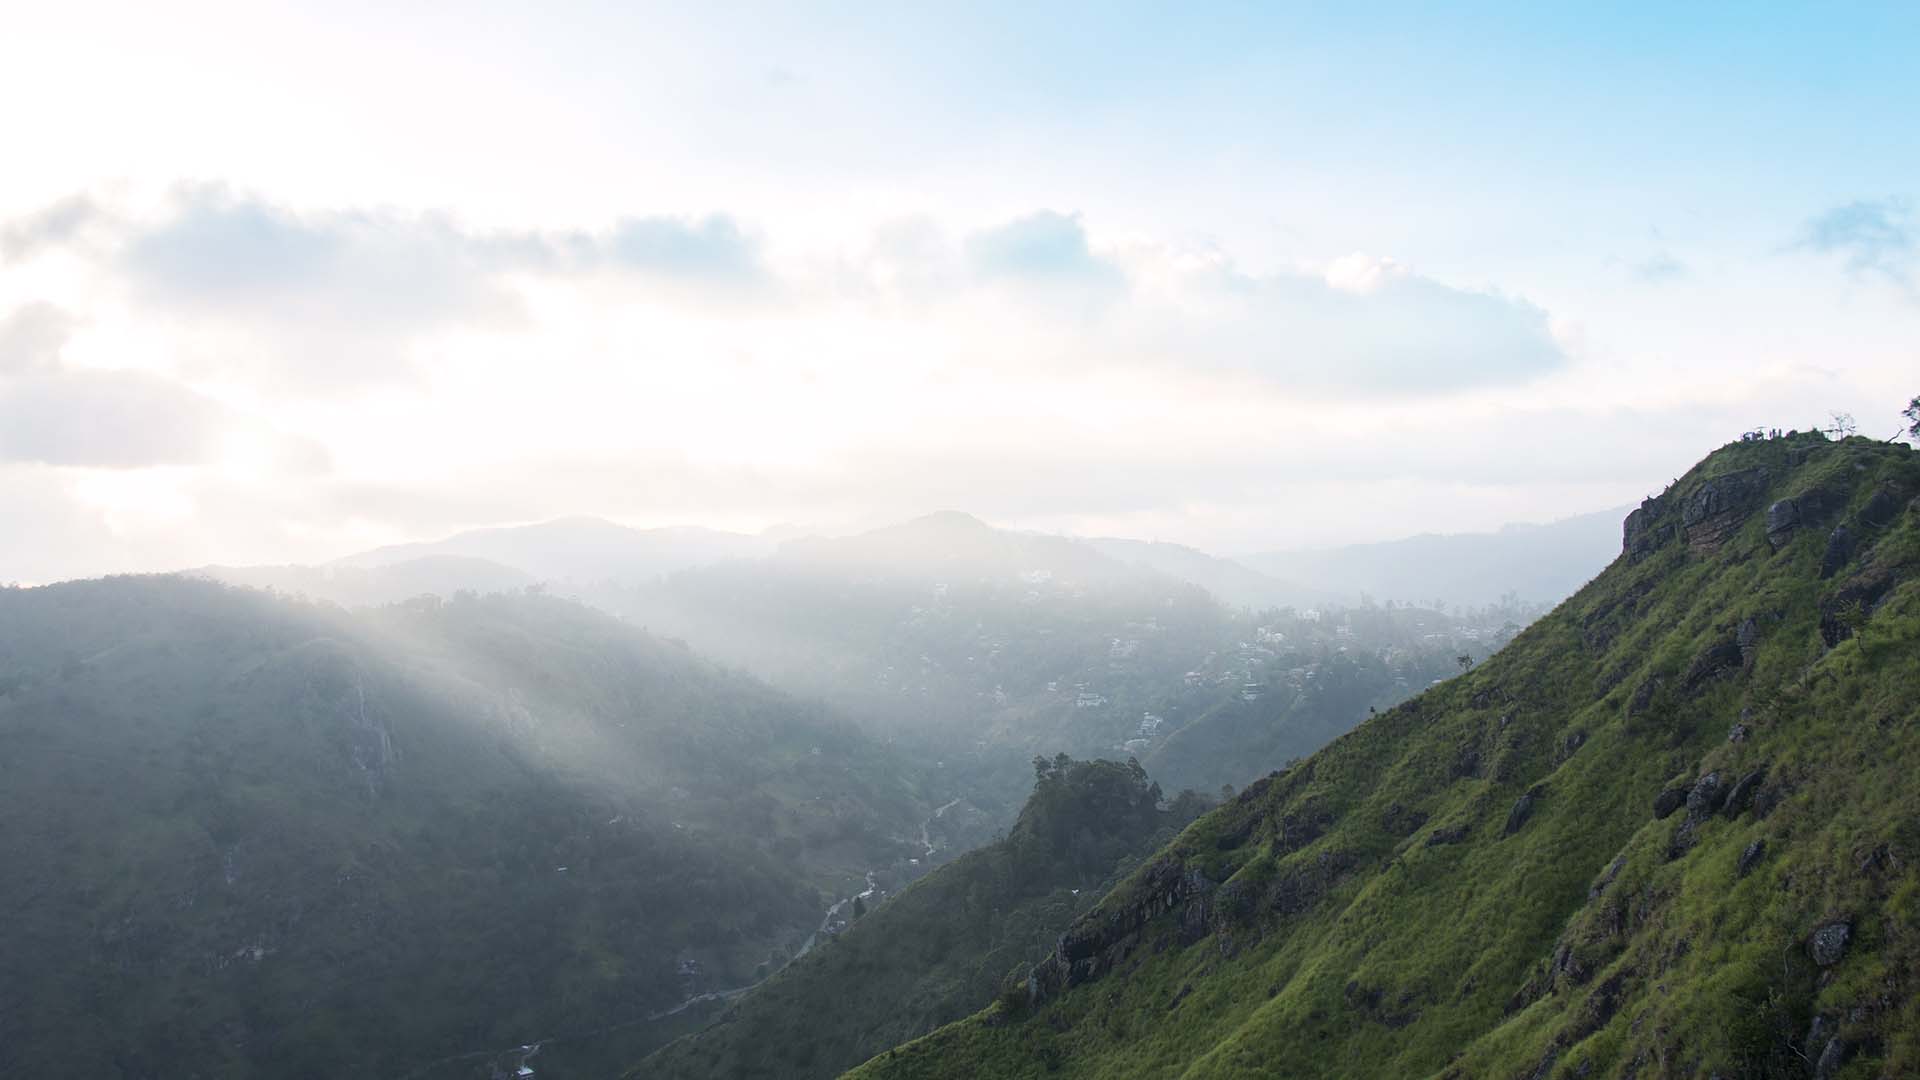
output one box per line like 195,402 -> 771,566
846,433 -> 1920,1080
634,758 -> 1210,1080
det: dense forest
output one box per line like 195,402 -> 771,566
0,581 -> 926,1075
638,757 -> 1210,1080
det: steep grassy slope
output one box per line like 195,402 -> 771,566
850,433 -> 1920,1080
636,759 -> 1211,1080
0,578 -> 924,1077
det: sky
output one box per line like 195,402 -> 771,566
1,1 -> 1916,582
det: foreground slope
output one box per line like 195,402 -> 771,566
636,759 -> 1210,1080
0,578 -> 922,1077
853,433 -> 1920,1080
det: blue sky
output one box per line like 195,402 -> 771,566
0,2 -> 1914,581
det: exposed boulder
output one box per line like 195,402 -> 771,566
1682,638 -> 1743,693
1808,920 -> 1851,967
1684,772 -> 1727,818
1652,785 -> 1689,820
1622,500 -> 1673,562
1764,487 -> 1843,549
1504,787 -> 1541,836
1858,485 -> 1900,528
1819,526 -> 1855,579
1681,467 -> 1769,552
1735,617 -> 1762,666
1722,766 -> 1767,818
1736,839 -> 1766,878
1820,567 -> 1898,646
1805,1015 -> 1836,1067
1425,823 -> 1470,847
1763,499 -> 1800,549
1815,1037 -> 1850,1080
1666,817 -> 1699,861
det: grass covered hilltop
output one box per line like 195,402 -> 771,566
845,432 -> 1920,1079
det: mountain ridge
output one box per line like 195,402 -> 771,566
844,432 -> 1920,1080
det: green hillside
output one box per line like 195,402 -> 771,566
848,432 -> 1920,1080
0,579 -> 924,1077
637,758 -> 1211,1080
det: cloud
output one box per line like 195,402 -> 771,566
0,303 -> 75,373
119,188 -> 770,312
91,189 -> 777,387
602,214 -> 767,283
0,369 -> 228,468
1112,255 -> 1565,396
966,210 -> 1123,285
1796,198 -> 1915,284
0,195 -> 104,262
5,190 -> 1561,403
122,187 -> 527,332
1630,252 -> 1687,283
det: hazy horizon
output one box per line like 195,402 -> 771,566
3,3 -> 1915,582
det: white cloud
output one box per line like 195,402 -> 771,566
1322,252 -> 1407,294
0,303 -> 74,373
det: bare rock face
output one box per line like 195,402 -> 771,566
1858,485 -> 1900,528
1735,617 -> 1762,666
1721,766 -> 1767,818
1764,487 -> 1843,550
1820,566 -> 1898,646
1681,638 -> 1743,693
1809,920 -> 1852,967
1622,500 -> 1673,562
1504,786 -> 1543,836
1819,526 -> 1856,579
1764,499 -> 1800,549
1652,785 -> 1688,820
1684,771 -> 1727,818
1681,468 -> 1769,552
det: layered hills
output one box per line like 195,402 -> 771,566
847,432 -> 1920,1079
0,579 -> 925,1076
637,758 -> 1212,1080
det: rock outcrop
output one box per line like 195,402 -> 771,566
1819,526 -> 1855,579
1809,920 -> 1851,967
1764,487 -> 1842,550
1680,467 -> 1768,552
1622,499 -> 1673,562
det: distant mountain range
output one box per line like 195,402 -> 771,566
334,515 -> 780,583
196,506 -> 1625,615
1240,506 -> 1627,610
191,554 -> 536,606
0,578 -> 929,1076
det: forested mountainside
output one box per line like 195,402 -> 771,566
849,432 -> 1920,1080
191,554 -> 536,608
590,511 -> 1526,806
637,758 -> 1211,1080
333,516 -> 775,583
0,579 -> 926,1077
